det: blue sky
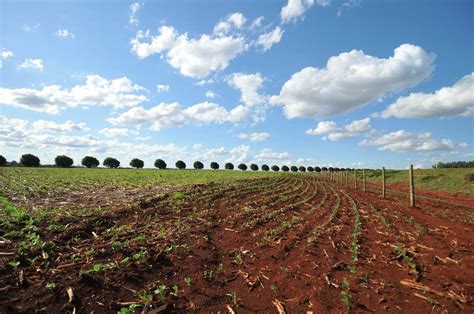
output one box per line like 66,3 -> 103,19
1,0 -> 473,169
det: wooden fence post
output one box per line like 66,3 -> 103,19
409,164 -> 415,207
354,170 -> 357,189
363,169 -> 366,192
382,167 -> 386,198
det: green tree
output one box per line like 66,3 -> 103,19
307,166 -> 314,172
282,165 -> 289,172
290,166 -> 298,172
154,159 -> 167,169
82,156 -> 99,168
225,162 -> 234,170
0,155 -> 7,166
238,163 -> 247,171
130,158 -> 144,169
250,164 -> 259,171
271,165 -> 280,172
193,161 -> 204,170
299,166 -> 306,172
20,154 -> 40,167
315,166 -> 321,172
55,155 -> 74,168
261,164 -> 269,171
176,160 -> 186,169
103,157 -> 120,168
210,162 -> 219,170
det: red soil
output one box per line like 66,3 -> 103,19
0,176 -> 472,313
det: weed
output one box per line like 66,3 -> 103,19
46,282 -> 56,290
226,292 -> 238,305
184,276 -> 192,286
154,284 -> 167,302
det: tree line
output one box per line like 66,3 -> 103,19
0,154 -> 363,172
432,161 -> 474,169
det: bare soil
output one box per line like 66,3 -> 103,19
0,176 -> 473,313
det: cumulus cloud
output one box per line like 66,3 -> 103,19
250,16 -> 264,29
130,24 -> 247,78
0,49 -> 13,68
156,84 -> 170,92
254,148 -> 291,161
129,2 -> 143,26
99,128 -> 137,138
0,74 -> 148,114
227,72 -> 265,106
18,58 -> 44,71
226,145 -> 250,163
239,132 -> 270,142
213,12 -> 246,36
306,117 -> 374,140
359,130 -> 468,152
205,90 -> 217,98
1,115 -> 189,161
256,26 -> 284,51
107,101 -> 248,131
227,72 -> 267,121
379,73 -> 474,119
281,0 -> 329,24
55,29 -> 75,39
32,120 -> 90,132
270,44 -> 435,118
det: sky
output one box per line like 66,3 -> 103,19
0,0 -> 473,169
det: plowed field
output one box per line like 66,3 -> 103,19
1,174 -> 473,313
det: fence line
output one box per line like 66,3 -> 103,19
318,165 -> 474,211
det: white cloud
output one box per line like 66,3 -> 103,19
359,130 -> 468,152
99,128 -> 136,138
239,132 -> 270,142
129,2 -> 143,26
213,12 -> 246,36
205,90 -> 217,98
0,74 -> 148,114
183,102 -> 232,124
226,145 -> 250,163
257,26 -> 284,51
227,72 -> 265,107
107,101 -> 247,131
156,84 -> 170,92
270,44 -> 435,118
306,117 -> 374,140
379,73 -> 474,119
32,120 -> 90,132
250,16 -> 264,29
195,78 -> 214,86
198,146 -> 229,161
18,58 -> 44,71
254,148 -> 290,161
55,29 -> 75,39
281,0 -> 328,24
193,144 -> 202,150
130,24 -> 247,78
0,49 -> 13,68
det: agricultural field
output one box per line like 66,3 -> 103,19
0,168 -> 473,313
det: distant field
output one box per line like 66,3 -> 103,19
0,167 -> 286,198
1,167 -> 472,198
364,168 -> 474,195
